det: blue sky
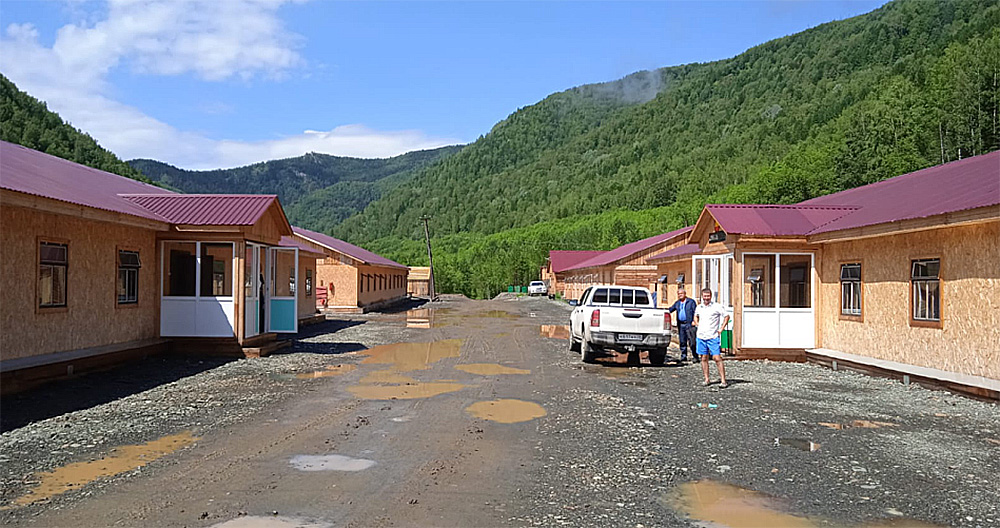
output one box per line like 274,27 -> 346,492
1,0 -> 887,169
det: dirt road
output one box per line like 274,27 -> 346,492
2,295 -> 998,527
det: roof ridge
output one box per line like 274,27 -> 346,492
708,203 -> 859,211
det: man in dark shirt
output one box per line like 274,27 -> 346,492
666,287 -> 697,362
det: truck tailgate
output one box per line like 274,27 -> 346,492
600,308 -> 665,334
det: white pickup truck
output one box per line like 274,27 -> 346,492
569,285 -> 672,365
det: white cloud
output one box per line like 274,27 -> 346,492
0,0 -> 460,170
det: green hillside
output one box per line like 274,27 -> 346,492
333,0 -> 999,298
129,145 -> 462,230
0,75 -> 151,183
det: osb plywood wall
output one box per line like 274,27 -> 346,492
819,221 -> 1000,380
298,254 -> 317,317
317,261 -> 357,307
1,206 -> 159,361
655,260 -> 692,309
357,264 -> 407,306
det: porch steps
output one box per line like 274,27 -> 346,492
242,338 -> 291,358
299,313 -> 327,327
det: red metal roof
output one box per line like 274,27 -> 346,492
705,204 -> 858,236
120,194 -> 280,226
800,151 -> 1000,235
647,243 -> 700,261
292,226 -> 407,270
0,140 -> 174,223
549,250 -> 607,273
279,236 -> 326,258
565,226 -> 693,271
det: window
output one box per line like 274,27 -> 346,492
592,288 -> 608,303
39,241 -> 68,308
608,288 -> 621,304
744,255 -> 775,308
840,263 -> 861,316
117,250 -> 141,304
201,243 -> 234,297
634,290 -> 650,305
621,289 -> 634,305
164,242 -> 197,296
780,255 -> 811,308
912,259 -> 940,322
306,269 -> 313,297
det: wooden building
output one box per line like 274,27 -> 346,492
561,227 -> 692,305
290,226 -> 409,313
407,266 -> 431,297
0,142 -> 320,391
650,152 -> 999,398
540,251 -> 605,299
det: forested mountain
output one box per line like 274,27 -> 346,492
0,75 -> 151,183
130,145 -> 462,231
332,0 -> 999,298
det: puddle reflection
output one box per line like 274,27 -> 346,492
465,399 -> 547,423
360,340 -> 463,372
539,325 -> 570,340
295,364 -> 356,379
7,431 -> 198,508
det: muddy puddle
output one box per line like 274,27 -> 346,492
669,479 -> 819,527
209,516 -> 330,528
295,364 -> 357,379
348,381 -> 467,400
348,340 -> 468,400
539,325 -> 570,340
669,480 -> 943,528
6,431 -> 198,508
360,339 -> 463,372
465,399 -> 547,423
289,454 -> 376,472
454,363 -> 530,376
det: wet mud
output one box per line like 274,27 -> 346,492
464,399 -> 547,424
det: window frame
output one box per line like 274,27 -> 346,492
909,257 -> 943,328
838,260 -> 863,321
38,238 -> 70,312
116,247 -> 142,307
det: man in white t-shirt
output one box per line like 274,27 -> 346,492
693,288 -> 730,388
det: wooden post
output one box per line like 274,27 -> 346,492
420,216 -> 436,301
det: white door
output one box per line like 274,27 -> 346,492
692,254 -> 735,324
244,244 -> 263,338
742,253 -> 815,348
267,247 -> 298,333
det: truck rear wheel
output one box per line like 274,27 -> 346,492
649,349 -> 667,366
581,339 -> 597,363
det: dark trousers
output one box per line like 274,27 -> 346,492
678,322 -> 696,359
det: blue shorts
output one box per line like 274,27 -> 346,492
697,337 -> 721,356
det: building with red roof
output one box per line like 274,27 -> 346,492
557,226 -> 693,304
290,226 -> 410,312
0,141 -> 325,391
539,250 -> 606,298
643,152 -> 998,397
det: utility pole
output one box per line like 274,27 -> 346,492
420,215 -> 436,301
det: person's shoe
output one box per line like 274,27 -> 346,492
702,380 -> 711,387
719,381 -> 729,389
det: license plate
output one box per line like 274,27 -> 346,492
618,333 -> 642,342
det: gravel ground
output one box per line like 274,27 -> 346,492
1,295 -> 997,527
510,303 -> 1000,528
0,299 -> 438,517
